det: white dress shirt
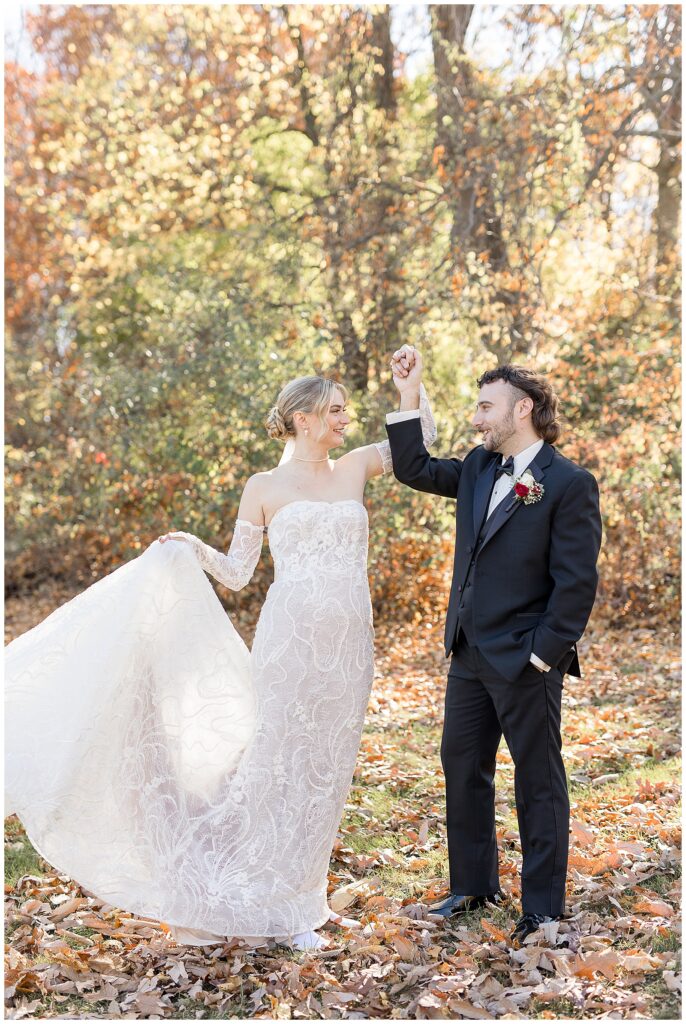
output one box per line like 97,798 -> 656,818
386,407 -> 426,426
487,438 -> 544,519
385,408 -> 551,673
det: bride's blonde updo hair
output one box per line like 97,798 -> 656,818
265,376 -> 348,443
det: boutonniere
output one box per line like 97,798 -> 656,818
512,469 -> 544,505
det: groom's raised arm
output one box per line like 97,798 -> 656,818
386,412 -> 463,499
385,349 -> 464,499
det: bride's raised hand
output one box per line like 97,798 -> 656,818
343,343 -> 434,482
391,345 -> 413,378
157,531 -> 191,544
391,345 -> 423,391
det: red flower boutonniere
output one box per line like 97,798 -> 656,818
512,469 -> 544,505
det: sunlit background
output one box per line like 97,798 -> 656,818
4,4 -> 680,635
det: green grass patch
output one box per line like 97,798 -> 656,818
348,785 -> 397,823
637,866 -> 681,895
370,850 -> 448,899
529,996 -> 585,1019
644,976 -> 682,1020
569,754 -> 681,801
647,930 -> 680,954
4,835 -> 46,887
171,994 -> 252,1019
68,925 -> 100,938
339,825 -> 388,856
14,993 -> 108,1019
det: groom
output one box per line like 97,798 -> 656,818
385,346 -> 602,944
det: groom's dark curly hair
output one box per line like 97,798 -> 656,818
477,365 -> 561,444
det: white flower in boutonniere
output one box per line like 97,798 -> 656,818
512,469 -> 544,505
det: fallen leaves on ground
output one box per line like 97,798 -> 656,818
4,605 -> 681,1019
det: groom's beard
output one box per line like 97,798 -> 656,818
481,414 -> 516,453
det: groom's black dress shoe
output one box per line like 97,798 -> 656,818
510,913 -> 561,945
429,892 -> 502,918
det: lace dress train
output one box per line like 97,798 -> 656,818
5,389 -> 437,945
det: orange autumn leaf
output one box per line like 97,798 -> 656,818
570,819 -> 596,847
633,898 -> 674,918
480,918 -> 509,942
572,949 -> 621,980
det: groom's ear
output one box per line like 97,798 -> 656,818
517,396 -> 534,418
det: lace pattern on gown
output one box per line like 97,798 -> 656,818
5,502 -> 374,945
169,520 -> 265,591
5,390 -> 438,945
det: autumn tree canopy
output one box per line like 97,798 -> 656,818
4,4 -> 681,627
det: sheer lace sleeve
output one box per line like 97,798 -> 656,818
165,520 -> 266,591
374,382 -> 438,475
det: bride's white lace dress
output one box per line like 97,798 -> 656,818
5,391 -> 436,944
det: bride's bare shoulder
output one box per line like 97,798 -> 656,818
242,466 -> 292,505
247,465 -> 291,489
236,472 -> 276,525
245,469 -> 275,485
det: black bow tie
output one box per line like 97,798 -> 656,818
495,455 -> 515,478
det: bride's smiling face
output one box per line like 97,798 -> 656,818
324,387 -> 351,447
295,385 -> 351,447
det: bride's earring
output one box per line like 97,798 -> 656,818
304,428 -> 310,436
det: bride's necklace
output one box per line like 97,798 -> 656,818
290,454 -> 330,462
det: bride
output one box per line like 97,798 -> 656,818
5,346 -> 435,951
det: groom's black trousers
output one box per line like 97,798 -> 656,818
443,631 -> 569,917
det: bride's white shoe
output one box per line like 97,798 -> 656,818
169,925 -> 229,946
327,910 -> 361,930
290,928 -> 329,951
274,908 -> 362,951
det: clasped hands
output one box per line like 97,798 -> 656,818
390,344 -> 423,392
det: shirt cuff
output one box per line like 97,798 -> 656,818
386,409 -> 421,425
530,651 -> 551,672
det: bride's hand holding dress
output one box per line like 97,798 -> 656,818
5,376 -> 437,951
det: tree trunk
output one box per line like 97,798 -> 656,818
365,6 -> 403,379
656,144 -> 681,272
648,6 -> 681,289
430,4 -> 527,357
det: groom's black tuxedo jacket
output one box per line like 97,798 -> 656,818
386,418 -> 602,682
